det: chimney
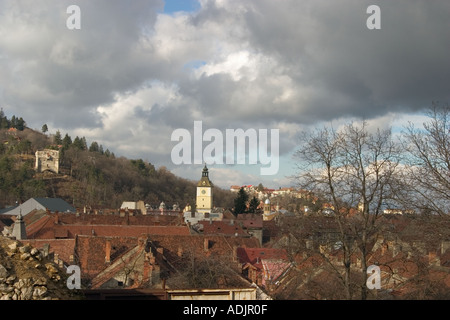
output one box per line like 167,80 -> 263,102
105,239 -> 111,264
428,251 -> 440,266
381,243 -> 387,256
148,251 -> 156,264
143,260 -> 152,285
204,238 -> 210,252
441,241 -> 450,255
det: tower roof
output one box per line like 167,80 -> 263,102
198,164 -> 213,187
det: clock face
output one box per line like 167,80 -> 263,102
202,181 -> 206,185
197,187 -> 211,197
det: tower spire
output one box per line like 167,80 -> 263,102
12,211 -> 27,240
202,163 -> 209,177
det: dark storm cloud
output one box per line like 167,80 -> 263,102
241,0 -> 450,121
1,0 -> 449,182
0,0 -> 164,129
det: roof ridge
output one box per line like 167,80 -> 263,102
90,245 -> 143,289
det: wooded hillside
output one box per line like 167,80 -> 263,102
0,113 -> 234,210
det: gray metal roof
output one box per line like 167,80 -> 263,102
33,198 -> 76,213
0,198 -> 76,216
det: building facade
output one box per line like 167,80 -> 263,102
35,149 -> 60,173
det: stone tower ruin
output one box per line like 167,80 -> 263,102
35,149 -> 60,174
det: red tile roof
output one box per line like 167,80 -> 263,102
237,247 -> 291,287
24,211 -> 190,239
237,247 -> 288,268
75,234 -> 261,281
199,220 -> 248,236
236,214 -> 263,229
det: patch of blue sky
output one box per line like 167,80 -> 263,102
162,0 -> 200,14
391,112 -> 430,135
183,60 -> 207,71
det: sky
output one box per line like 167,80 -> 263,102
0,0 -> 449,189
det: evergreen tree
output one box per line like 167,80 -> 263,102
89,141 -> 100,152
42,124 -> 48,134
72,136 -> 88,150
0,117 -> 9,129
233,187 -> 249,216
248,196 -> 260,213
81,137 -> 87,150
0,109 -> 6,129
73,136 -> 83,149
62,134 -> 72,150
16,117 -> 25,130
54,130 -> 63,145
10,115 -> 16,128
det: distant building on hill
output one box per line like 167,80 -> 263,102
35,149 -> 60,173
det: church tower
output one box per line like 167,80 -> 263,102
196,164 -> 213,214
263,198 -> 272,221
263,198 -> 271,215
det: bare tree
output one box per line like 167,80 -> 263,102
166,248 -> 245,289
294,121 -> 401,299
401,103 -> 450,216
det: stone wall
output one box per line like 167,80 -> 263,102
0,236 -> 80,300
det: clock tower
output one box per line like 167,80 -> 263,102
196,164 -> 213,214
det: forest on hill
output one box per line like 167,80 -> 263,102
0,111 -> 235,210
